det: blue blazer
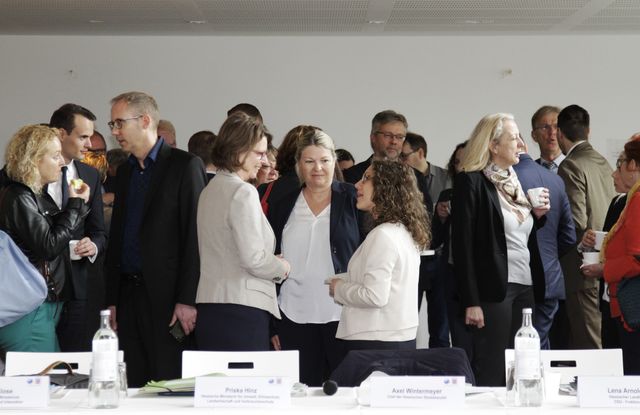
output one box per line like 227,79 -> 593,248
513,153 -> 576,300
267,181 -> 362,275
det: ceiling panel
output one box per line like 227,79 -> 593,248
0,0 -> 637,36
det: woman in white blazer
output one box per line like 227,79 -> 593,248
329,160 -> 430,351
195,113 -> 290,351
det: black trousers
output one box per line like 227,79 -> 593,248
616,318 -> 640,375
342,338 -> 416,354
471,283 -> 534,387
117,277 -> 183,387
278,312 -> 345,387
57,300 -> 90,352
196,303 -> 270,351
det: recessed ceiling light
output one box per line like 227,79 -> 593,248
89,20 -> 104,24
188,20 -> 207,24
368,20 -> 386,25
464,20 -> 479,24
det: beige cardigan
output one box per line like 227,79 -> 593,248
195,171 -> 288,318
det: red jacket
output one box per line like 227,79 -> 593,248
603,190 -> 640,326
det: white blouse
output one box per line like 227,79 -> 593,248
279,193 -> 341,324
497,191 -> 534,286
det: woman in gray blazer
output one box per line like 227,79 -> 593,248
329,160 -> 430,351
195,113 -> 290,351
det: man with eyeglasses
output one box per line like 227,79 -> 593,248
105,91 -> 206,387
531,105 -> 565,173
556,104 -> 616,350
343,110 -> 408,184
48,103 -> 107,352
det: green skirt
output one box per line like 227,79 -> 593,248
0,302 -> 62,352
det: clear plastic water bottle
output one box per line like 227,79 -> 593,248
514,307 -> 543,407
89,309 -> 120,408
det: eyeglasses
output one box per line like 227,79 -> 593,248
375,131 -> 406,141
534,124 -> 558,133
616,158 -> 627,170
399,150 -> 417,160
361,172 -> 374,183
107,115 -> 143,130
253,151 -> 267,161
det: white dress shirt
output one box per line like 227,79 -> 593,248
279,193 -> 341,324
48,160 -> 97,261
48,160 -> 76,209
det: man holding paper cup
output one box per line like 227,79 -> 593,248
513,135 -> 576,349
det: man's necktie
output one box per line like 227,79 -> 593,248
542,160 -> 557,173
61,166 -> 69,208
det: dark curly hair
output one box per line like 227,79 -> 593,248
370,160 -> 431,249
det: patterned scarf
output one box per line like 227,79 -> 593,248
483,163 -> 532,223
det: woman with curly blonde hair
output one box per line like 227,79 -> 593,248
329,160 -> 430,351
0,124 -> 90,352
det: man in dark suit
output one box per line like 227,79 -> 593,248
557,104 -> 616,349
343,110 -> 433,212
105,91 -> 206,387
513,135 -> 576,349
343,110 -> 406,184
49,103 -> 107,352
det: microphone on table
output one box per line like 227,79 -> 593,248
322,380 -> 338,396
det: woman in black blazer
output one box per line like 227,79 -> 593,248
451,113 -> 549,386
266,127 -> 361,386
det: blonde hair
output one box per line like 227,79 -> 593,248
5,125 -> 60,194
295,129 -> 336,184
460,113 -> 514,172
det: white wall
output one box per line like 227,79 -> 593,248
0,34 -> 638,167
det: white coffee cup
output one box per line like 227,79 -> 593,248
527,187 -> 548,208
582,252 -> 600,266
69,240 -> 81,260
594,231 -> 607,251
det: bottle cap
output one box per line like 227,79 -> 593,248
522,308 -> 532,314
100,309 -> 111,316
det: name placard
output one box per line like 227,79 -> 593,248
194,376 -> 291,408
370,376 -> 465,408
0,376 -> 49,409
578,376 -> 640,408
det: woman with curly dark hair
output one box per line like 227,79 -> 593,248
329,160 -> 430,351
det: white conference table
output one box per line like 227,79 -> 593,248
3,387 -> 638,415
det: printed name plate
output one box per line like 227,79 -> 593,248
370,376 -> 465,408
194,376 -> 291,408
578,376 -> 640,408
0,376 -> 49,408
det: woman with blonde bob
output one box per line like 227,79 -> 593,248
267,128 -> 361,386
452,113 -> 548,386
0,124 -> 90,352
329,160 -> 430,352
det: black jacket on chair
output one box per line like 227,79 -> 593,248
451,171 -> 545,308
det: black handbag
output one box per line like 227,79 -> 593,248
616,276 -> 640,330
35,361 -> 90,389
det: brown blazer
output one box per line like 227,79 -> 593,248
558,141 -> 616,293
